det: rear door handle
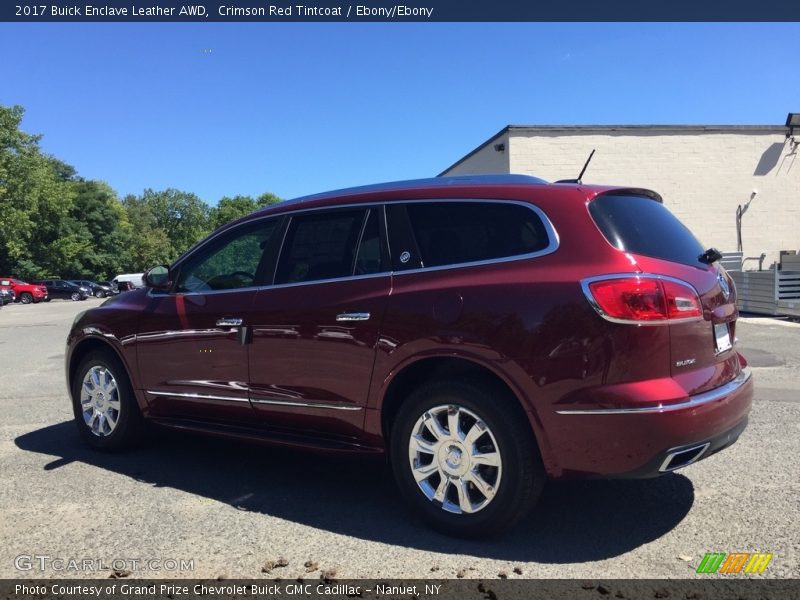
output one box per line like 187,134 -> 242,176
336,312 -> 370,322
216,317 -> 243,327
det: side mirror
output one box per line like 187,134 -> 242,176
144,265 -> 172,291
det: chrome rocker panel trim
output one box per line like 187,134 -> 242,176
145,390 -> 363,411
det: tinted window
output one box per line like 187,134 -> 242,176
385,204 -> 423,271
275,210 -> 365,284
589,195 -> 706,268
405,202 -> 550,268
175,219 -> 278,292
354,209 -> 386,276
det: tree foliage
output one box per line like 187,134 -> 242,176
0,104 -> 282,280
209,193 -> 281,230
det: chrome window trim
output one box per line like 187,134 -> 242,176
555,367 -> 751,415
391,199 -> 560,276
580,272 -> 705,327
151,270 -> 393,297
152,198 -> 560,297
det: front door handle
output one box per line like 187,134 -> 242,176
216,317 -> 243,327
336,312 -> 370,322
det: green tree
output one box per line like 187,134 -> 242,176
62,180 -> 133,279
210,192 -> 282,230
121,194 -> 174,270
256,192 -> 282,208
0,105 -> 77,279
210,195 -> 258,230
140,188 -> 211,258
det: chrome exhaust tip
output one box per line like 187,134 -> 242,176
659,442 -> 711,473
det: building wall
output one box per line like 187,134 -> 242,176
446,127 -> 800,270
444,131 -> 510,175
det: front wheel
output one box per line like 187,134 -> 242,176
71,350 -> 143,451
95,290 -> 106,298
390,379 -> 545,538
70,292 -> 81,301
19,292 -> 32,304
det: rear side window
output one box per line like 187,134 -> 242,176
275,209 -> 365,284
405,201 -> 550,268
354,208 -> 387,276
589,195 -> 706,268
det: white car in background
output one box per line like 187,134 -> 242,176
112,273 -> 145,289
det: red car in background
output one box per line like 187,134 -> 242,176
65,175 -> 753,537
0,277 -> 48,304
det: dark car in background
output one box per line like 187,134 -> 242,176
0,287 -> 15,306
65,174 -> 753,537
70,279 -> 115,298
0,277 -> 48,304
114,281 -> 136,292
98,281 -> 119,295
36,279 -> 88,301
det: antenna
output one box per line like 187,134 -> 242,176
555,149 -> 596,184
576,149 -> 595,183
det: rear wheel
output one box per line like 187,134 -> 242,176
390,379 -> 545,538
71,350 -> 143,451
19,292 -> 32,304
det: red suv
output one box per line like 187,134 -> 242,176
0,277 -> 48,304
66,175 -> 752,537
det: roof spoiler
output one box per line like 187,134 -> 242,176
595,188 -> 664,204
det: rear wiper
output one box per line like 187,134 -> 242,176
698,247 -> 723,265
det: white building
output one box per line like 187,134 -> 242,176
440,124 -> 800,271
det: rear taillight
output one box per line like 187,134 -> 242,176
583,275 -> 702,324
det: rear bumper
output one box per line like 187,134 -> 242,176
548,368 -> 753,479
613,415 -> 748,478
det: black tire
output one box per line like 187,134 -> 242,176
19,292 -> 32,304
71,350 -> 143,451
70,292 -> 81,301
44,297 -> 51,302
390,379 -> 545,538
95,290 -> 106,298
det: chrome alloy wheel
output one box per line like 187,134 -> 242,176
408,404 -> 502,514
80,366 -> 121,437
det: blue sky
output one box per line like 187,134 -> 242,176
1,23 -> 798,202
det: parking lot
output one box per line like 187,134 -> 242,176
0,299 -> 798,579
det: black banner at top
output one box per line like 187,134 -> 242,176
2,0 -> 800,22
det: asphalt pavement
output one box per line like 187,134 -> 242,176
0,299 -> 797,579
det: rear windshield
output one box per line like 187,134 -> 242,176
589,194 -> 706,267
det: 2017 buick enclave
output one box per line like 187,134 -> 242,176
66,175 -> 752,537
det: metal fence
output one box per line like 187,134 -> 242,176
731,269 -> 800,317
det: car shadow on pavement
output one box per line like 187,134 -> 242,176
16,421 -> 694,563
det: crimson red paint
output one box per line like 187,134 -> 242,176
65,175 -> 752,536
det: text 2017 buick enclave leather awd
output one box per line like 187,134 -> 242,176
66,175 -> 752,537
